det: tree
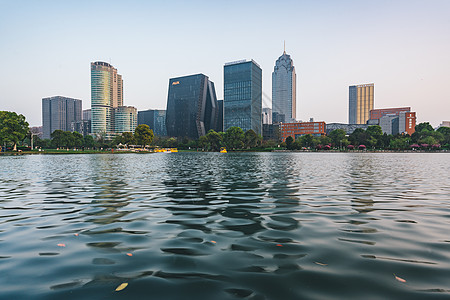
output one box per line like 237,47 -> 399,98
319,135 -> 331,146
165,137 -> 177,148
285,136 -> 294,150
0,111 -> 30,151
84,135 -> 95,148
134,125 -> 154,146
244,129 -> 260,149
121,132 -> 136,145
72,132 -> 84,148
328,129 -> 346,147
349,128 -> 368,146
51,130 -> 67,148
198,135 -> 208,150
206,129 -> 223,151
300,134 -> 313,148
415,122 -> 433,133
224,127 -> 244,150
390,137 -> 409,150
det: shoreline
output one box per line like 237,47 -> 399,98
1,149 -> 449,155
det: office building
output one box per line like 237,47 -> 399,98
71,120 -> 91,136
438,121 -> 450,128
83,109 -> 91,121
138,109 -> 167,136
370,107 -> 410,121
379,111 -> 416,135
42,96 -> 82,139
272,48 -> 296,122
280,121 -> 326,141
91,61 -> 123,138
263,124 -> 280,141
349,83 -> 374,124
114,106 -> 137,134
272,112 -> 285,124
166,74 -> 219,139
224,59 -> 262,135
262,107 -> 272,124
217,100 -> 224,132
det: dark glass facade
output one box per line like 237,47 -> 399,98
71,120 -> 91,136
42,96 -> 82,139
217,100 -> 224,132
138,109 -> 167,136
224,60 -> 262,135
262,124 -> 280,141
166,74 -> 218,139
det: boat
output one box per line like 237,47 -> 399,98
220,147 -> 227,153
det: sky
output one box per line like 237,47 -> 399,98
1,0 -> 449,127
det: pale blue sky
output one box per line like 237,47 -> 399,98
1,0 -> 449,127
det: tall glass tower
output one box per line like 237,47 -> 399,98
90,61 -> 123,138
42,96 -> 82,139
272,48 -> 296,123
349,83 -> 374,124
224,60 -> 262,135
166,74 -> 219,139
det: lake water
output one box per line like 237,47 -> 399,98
0,152 -> 449,299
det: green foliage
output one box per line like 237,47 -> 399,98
0,111 -> 30,150
390,137 -> 410,150
134,125 -> 154,146
205,130 -> 223,151
366,125 -> 383,138
50,130 -> 87,148
349,128 -> 369,146
224,127 -> 244,150
285,136 -> 294,150
415,122 -> 433,133
244,129 -> 261,149
83,135 -> 95,148
112,132 -> 136,146
328,129 -> 346,147
300,134 -> 314,148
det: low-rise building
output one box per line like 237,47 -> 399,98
438,121 -> 450,128
379,111 -> 416,135
280,121 -> 325,141
325,123 -> 369,135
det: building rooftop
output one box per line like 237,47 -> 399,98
224,59 -> 261,68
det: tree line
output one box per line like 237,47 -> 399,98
2,109 -> 450,152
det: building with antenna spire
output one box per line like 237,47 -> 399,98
272,43 -> 297,123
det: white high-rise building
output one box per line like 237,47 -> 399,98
272,46 -> 296,123
262,107 -> 272,124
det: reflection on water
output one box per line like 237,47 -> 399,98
0,153 -> 450,299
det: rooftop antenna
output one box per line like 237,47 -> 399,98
283,40 -> 286,54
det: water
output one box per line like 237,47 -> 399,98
0,152 -> 449,299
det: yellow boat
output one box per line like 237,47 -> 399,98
170,148 -> 178,153
220,147 -> 227,153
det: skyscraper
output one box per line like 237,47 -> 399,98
114,106 -> 137,134
349,83 -> 374,124
42,96 -> 82,139
138,109 -> 167,136
166,74 -> 219,139
224,59 -> 262,135
90,61 -> 123,138
272,48 -> 296,123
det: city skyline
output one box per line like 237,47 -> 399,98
1,1 -> 449,127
